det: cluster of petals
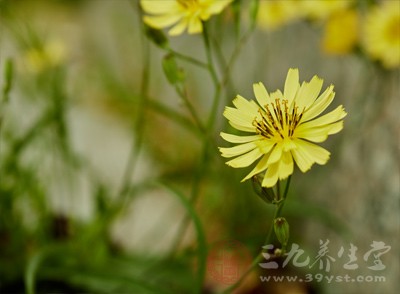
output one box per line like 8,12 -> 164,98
219,68 -> 347,187
141,0 -> 232,36
362,1 -> 400,68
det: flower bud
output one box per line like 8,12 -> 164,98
252,175 -> 275,204
274,217 -> 290,247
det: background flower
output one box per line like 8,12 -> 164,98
321,8 -> 359,55
257,0 -> 301,31
24,39 -> 67,73
141,0 -> 232,36
362,1 -> 400,68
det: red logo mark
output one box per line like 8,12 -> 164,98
207,240 -> 251,285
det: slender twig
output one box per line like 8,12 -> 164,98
168,21 -> 256,256
116,3 -> 150,199
168,48 -> 208,69
168,23 -> 222,254
175,85 -> 206,133
146,98 -> 201,136
221,28 -> 254,89
202,24 -> 222,131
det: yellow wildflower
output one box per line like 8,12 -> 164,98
219,69 -> 346,188
257,0 -> 301,31
24,39 -> 66,73
322,9 -> 359,55
300,0 -> 353,21
362,1 -> 400,69
140,0 -> 232,36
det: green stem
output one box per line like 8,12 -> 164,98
168,24 -> 222,254
116,6 -> 150,200
220,176 -> 292,294
168,48 -> 208,69
202,23 -> 221,131
175,85 -> 206,133
146,98 -> 201,136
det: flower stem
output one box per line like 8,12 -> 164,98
220,176 -> 292,294
168,23 -> 222,254
168,48 -> 208,69
116,5 -> 150,200
202,23 -> 221,132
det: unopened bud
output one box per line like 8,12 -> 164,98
252,175 -> 275,204
274,217 -> 289,247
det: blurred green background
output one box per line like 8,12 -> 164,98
0,0 -> 399,293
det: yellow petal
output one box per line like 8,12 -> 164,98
226,148 -> 263,168
284,68 -> 299,103
294,121 -> 343,143
223,107 -> 255,130
253,82 -> 271,107
242,154 -> 270,181
270,89 -> 284,101
143,14 -> 181,29
302,85 -> 335,122
326,120 -> 344,135
232,95 -> 259,114
291,139 -> 330,172
141,0 -> 180,14
188,17 -> 203,34
304,105 -> 347,128
229,121 -> 256,133
296,75 -> 324,110
219,142 -> 257,158
201,0 -> 232,15
169,18 -> 189,36
291,147 -> 313,173
278,151 -> 294,180
220,132 -> 263,143
256,139 -> 276,154
267,142 -> 283,164
262,162 -> 279,187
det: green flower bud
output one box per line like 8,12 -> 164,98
274,217 -> 290,247
251,175 -> 275,204
144,25 -> 169,49
162,54 -> 185,85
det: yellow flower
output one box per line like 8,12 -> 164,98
219,69 -> 347,188
362,1 -> 400,69
24,39 -> 67,73
300,0 -> 353,21
140,0 -> 232,36
322,9 -> 359,55
257,0 -> 302,31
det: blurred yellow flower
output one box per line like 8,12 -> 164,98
140,0 -> 232,36
300,0 -> 353,21
220,69 -> 346,188
322,9 -> 359,55
363,1 -> 400,68
25,40 -> 66,73
257,0 -> 301,31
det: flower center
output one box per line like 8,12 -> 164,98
253,99 -> 304,140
